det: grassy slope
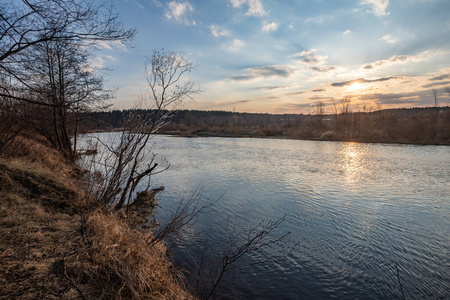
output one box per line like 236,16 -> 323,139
0,136 -> 192,299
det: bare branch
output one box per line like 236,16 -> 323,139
203,216 -> 291,300
80,50 -> 198,210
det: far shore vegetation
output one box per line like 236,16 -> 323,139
83,105 -> 450,145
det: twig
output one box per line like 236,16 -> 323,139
62,256 -> 88,300
80,213 -> 90,246
195,240 -> 208,297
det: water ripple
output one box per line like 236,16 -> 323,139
80,134 -> 450,299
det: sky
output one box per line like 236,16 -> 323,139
96,0 -> 450,114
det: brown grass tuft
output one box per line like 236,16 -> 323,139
2,135 -> 65,170
70,211 -> 193,299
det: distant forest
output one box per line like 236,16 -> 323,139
82,106 -> 450,145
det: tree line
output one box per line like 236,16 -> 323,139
81,105 -> 450,145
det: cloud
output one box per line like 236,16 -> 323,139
294,49 -> 337,73
247,0 -> 266,16
343,29 -> 351,35
249,66 -> 294,77
352,87 -> 441,107
127,0 -> 145,10
151,0 -> 163,7
257,85 -> 288,90
233,39 -> 244,47
310,66 -> 336,72
209,25 -> 230,37
331,76 -> 397,87
422,81 -> 450,88
295,49 -> 326,64
96,40 -> 129,52
229,0 -> 246,7
104,55 -> 117,62
90,57 -> 106,69
308,96 -> 333,101
287,91 -> 305,95
304,15 -> 334,23
229,0 -> 266,17
262,21 -> 278,32
283,102 -> 317,109
381,34 -> 397,44
312,88 -> 325,92
215,96 -> 280,108
224,39 -> 245,51
230,75 -> 253,81
225,39 -> 245,51
362,0 -> 389,16
358,92 -> 420,105
165,1 -> 196,25
231,65 -> 295,81
429,74 -> 449,81
361,51 -> 439,70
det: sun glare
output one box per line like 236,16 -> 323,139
348,82 -> 364,92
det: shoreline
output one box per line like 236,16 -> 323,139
156,130 -> 450,147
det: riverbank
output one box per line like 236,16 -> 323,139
83,107 -> 450,146
157,129 -> 450,146
0,135 -> 192,299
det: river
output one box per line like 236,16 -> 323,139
82,134 -> 450,299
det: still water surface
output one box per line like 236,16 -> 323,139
87,134 -> 450,299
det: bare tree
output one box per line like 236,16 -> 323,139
0,0 -> 135,63
362,103 -> 368,113
431,89 -> 440,131
144,49 -> 197,116
330,98 -> 338,130
312,101 -> 324,114
0,0 -> 134,156
311,101 -> 325,127
0,0 -> 131,101
311,101 -> 325,116
84,50 -> 199,210
340,97 -> 352,114
0,96 -> 27,154
331,99 -> 338,116
432,89 -> 439,107
375,102 -> 382,112
22,40 -> 110,158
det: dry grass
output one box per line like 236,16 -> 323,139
68,211 -> 193,299
0,142 -> 83,299
0,187 -> 81,299
3,135 -> 67,170
0,135 -> 83,196
0,134 -> 193,299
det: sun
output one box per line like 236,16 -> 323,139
348,82 -> 364,92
